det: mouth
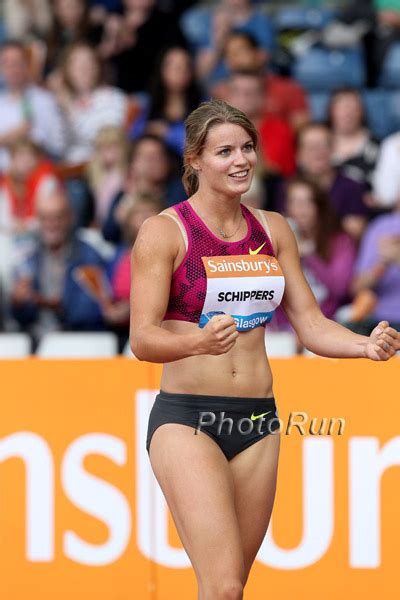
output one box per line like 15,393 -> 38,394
229,169 -> 250,180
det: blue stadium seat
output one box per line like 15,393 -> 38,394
274,7 -> 336,31
362,89 -> 395,140
180,7 -> 210,52
378,43 -> 400,88
308,91 -> 330,122
387,90 -> 400,133
293,47 -> 366,91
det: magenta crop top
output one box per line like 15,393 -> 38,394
163,200 -> 285,331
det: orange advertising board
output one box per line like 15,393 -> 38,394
0,358 -> 399,599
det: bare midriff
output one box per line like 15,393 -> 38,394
160,319 -> 274,398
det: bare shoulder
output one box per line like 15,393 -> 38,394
131,213 -> 180,262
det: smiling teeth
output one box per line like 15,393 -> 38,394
230,171 -> 248,178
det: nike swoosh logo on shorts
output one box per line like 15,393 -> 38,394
250,410 -> 272,421
249,242 -> 266,255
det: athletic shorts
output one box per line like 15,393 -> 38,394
146,389 -> 280,462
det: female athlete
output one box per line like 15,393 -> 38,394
130,99 -> 400,600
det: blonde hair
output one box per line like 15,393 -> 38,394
182,99 -> 258,196
87,126 -> 130,189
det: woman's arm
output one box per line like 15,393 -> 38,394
267,212 -> 400,360
129,215 -> 239,362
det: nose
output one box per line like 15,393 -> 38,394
233,148 -> 248,166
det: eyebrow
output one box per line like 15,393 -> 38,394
214,140 -> 253,149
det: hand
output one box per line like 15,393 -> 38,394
102,300 -> 130,324
197,314 -> 239,355
364,321 -> 400,361
213,8 -> 232,47
12,278 -> 35,305
378,235 -> 400,265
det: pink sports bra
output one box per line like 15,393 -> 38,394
163,200 -> 285,332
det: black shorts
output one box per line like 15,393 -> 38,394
146,389 -> 280,462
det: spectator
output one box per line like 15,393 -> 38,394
210,31 -> 310,130
102,134 -> 185,243
0,40 -> 66,172
106,0 -> 187,94
102,193 -> 165,343
4,0 -> 52,41
224,70 -> 296,177
294,123 -> 368,241
0,139 -> 62,235
131,46 -> 202,156
53,42 -> 128,165
327,88 -> 380,189
348,193 -> 400,334
193,0 -> 275,82
372,129 -> 400,207
284,177 -> 357,320
87,125 -> 130,227
11,189 -> 106,338
45,0 -> 103,75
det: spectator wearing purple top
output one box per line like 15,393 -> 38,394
349,197 -> 400,335
277,123 -> 368,242
283,177 -> 357,322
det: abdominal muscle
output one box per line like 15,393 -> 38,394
160,319 -> 274,398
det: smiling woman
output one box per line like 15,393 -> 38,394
129,99 -> 400,600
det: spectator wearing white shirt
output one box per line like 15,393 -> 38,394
52,42 -> 128,165
0,40 -> 67,172
373,131 -> 400,207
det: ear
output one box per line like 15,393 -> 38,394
187,154 -> 201,171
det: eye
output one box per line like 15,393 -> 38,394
218,148 -> 230,156
244,143 -> 255,152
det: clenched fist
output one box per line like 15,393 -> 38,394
197,314 -> 239,356
365,320 -> 400,361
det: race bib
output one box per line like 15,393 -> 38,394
199,254 -> 285,331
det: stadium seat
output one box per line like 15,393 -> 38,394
265,331 -> 297,357
0,333 -> 31,358
378,42 -> 400,88
180,7 -> 210,52
308,91 -> 330,122
274,7 -> 337,31
362,89 -> 396,140
293,47 -> 366,91
36,332 -> 118,358
387,90 -> 400,133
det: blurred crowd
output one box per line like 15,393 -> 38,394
0,0 -> 399,352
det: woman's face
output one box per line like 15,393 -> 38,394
286,184 -> 317,232
11,148 -> 38,180
298,127 -> 332,177
161,49 -> 192,92
55,0 -> 85,29
331,93 -> 364,134
131,139 -> 169,183
192,122 -> 257,199
66,47 -> 99,94
98,141 -> 123,169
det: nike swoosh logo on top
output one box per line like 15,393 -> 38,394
250,410 -> 272,421
249,242 -> 266,255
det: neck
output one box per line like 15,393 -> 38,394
191,190 -> 242,226
310,169 -> 334,190
9,85 -> 25,96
